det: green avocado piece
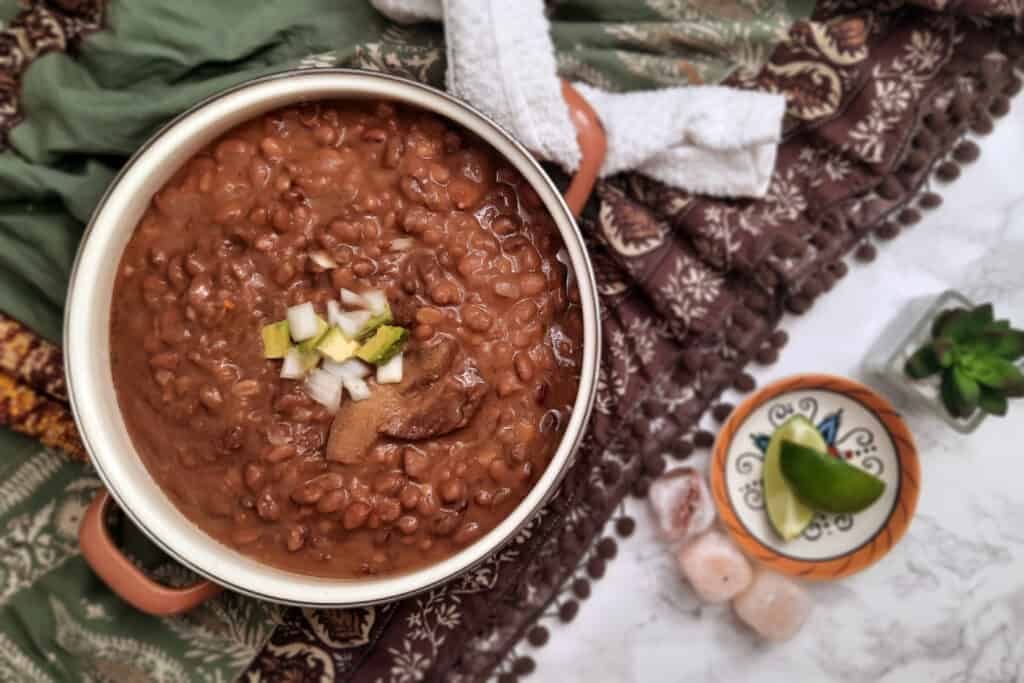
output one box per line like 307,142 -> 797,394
357,304 -> 394,340
317,326 -> 360,362
261,321 -> 291,359
356,325 -> 408,364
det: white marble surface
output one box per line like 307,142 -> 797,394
530,108 -> 1024,683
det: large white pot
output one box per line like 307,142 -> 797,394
65,69 -> 604,614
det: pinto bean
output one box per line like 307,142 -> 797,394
343,501 -> 371,530
316,489 -> 349,514
291,481 -> 325,505
244,463 -> 265,492
256,491 -> 281,522
286,524 -> 308,552
397,515 -> 419,535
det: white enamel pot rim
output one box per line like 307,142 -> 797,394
64,69 -> 601,608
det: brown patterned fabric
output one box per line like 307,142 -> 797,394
0,0 -> 105,145
244,1 -> 1022,680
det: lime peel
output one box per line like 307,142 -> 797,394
763,415 -> 823,542
779,441 -> 886,514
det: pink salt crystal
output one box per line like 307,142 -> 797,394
676,530 -> 752,604
648,467 -> 715,543
733,569 -> 811,642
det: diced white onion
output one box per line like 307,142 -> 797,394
376,353 -> 403,384
342,376 -> 371,402
389,238 -> 414,252
305,368 -> 343,412
339,288 -> 365,308
332,310 -> 372,339
287,302 -> 319,341
361,289 -> 388,315
326,300 -> 342,326
280,347 -> 309,379
310,251 -> 338,270
322,357 -> 371,381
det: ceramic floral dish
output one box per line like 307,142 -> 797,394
710,374 -> 920,580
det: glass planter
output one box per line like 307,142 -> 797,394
863,289 -> 986,434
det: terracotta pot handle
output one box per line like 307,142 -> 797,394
560,80 -> 607,218
79,490 -> 222,616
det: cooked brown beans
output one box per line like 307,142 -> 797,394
256,491 -> 281,522
453,521 -> 482,545
375,497 -> 402,522
462,305 -> 492,332
111,99 -> 582,579
403,448 -> 430,481
514,353 -> 535,382
286,524 -> 307,552
231,527 -> 263,546
316,489 -> 349,514
244,463 -> 265,492
493,279 -> 520,299
440,479 -> 466,505
397,515 -> 419,535
374,472 -> 405,496
416,307 -> 445,325
399,485 -> 421,510
263,445 -> 296,464
291,481 -> 325,505
343,501 -> 371,530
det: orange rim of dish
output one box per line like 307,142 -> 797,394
710,373 -> 920,580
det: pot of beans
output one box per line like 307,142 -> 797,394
65,69 -> 604,614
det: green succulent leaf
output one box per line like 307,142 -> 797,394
942,366 -> 980,419
938,304 -> 994,344
964,356 -> 1024,394
933,308 -> 970,341
973,303 -> 995,325
940,371 -> 967,418
953,365 -> 980,405
934,338 -> 957,367
905,345 -> 941,379
978,386 -> 1009,417
969,330 -> 1024,361
1004,365 -> 1024,398
931,308 -> 965,338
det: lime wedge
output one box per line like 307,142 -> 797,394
779,441 -> 886,513
763,416 -> 822,541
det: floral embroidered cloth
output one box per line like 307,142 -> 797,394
0,1 -> 1021,681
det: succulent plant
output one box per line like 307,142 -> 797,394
904,303 -> 1024,419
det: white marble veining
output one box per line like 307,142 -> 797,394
530,108 -> 1024,683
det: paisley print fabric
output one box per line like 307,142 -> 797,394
0,0 -> 1020,682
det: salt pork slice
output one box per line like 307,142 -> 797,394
676,530 -> 752,604
648,467 -> 715,543
733,569 -> 811,642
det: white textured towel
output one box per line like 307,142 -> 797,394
370,0 -> 785,198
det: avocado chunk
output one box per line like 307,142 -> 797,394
357,304 -> 394,340
356,325 -> 408,364
296,316 -> 329,354
317,326 -> 360,362
261,321 -> 291,359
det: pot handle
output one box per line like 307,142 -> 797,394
80,489 -> 223,616
560,80 -> 607,218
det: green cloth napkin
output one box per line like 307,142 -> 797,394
0,1 -> 810,680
